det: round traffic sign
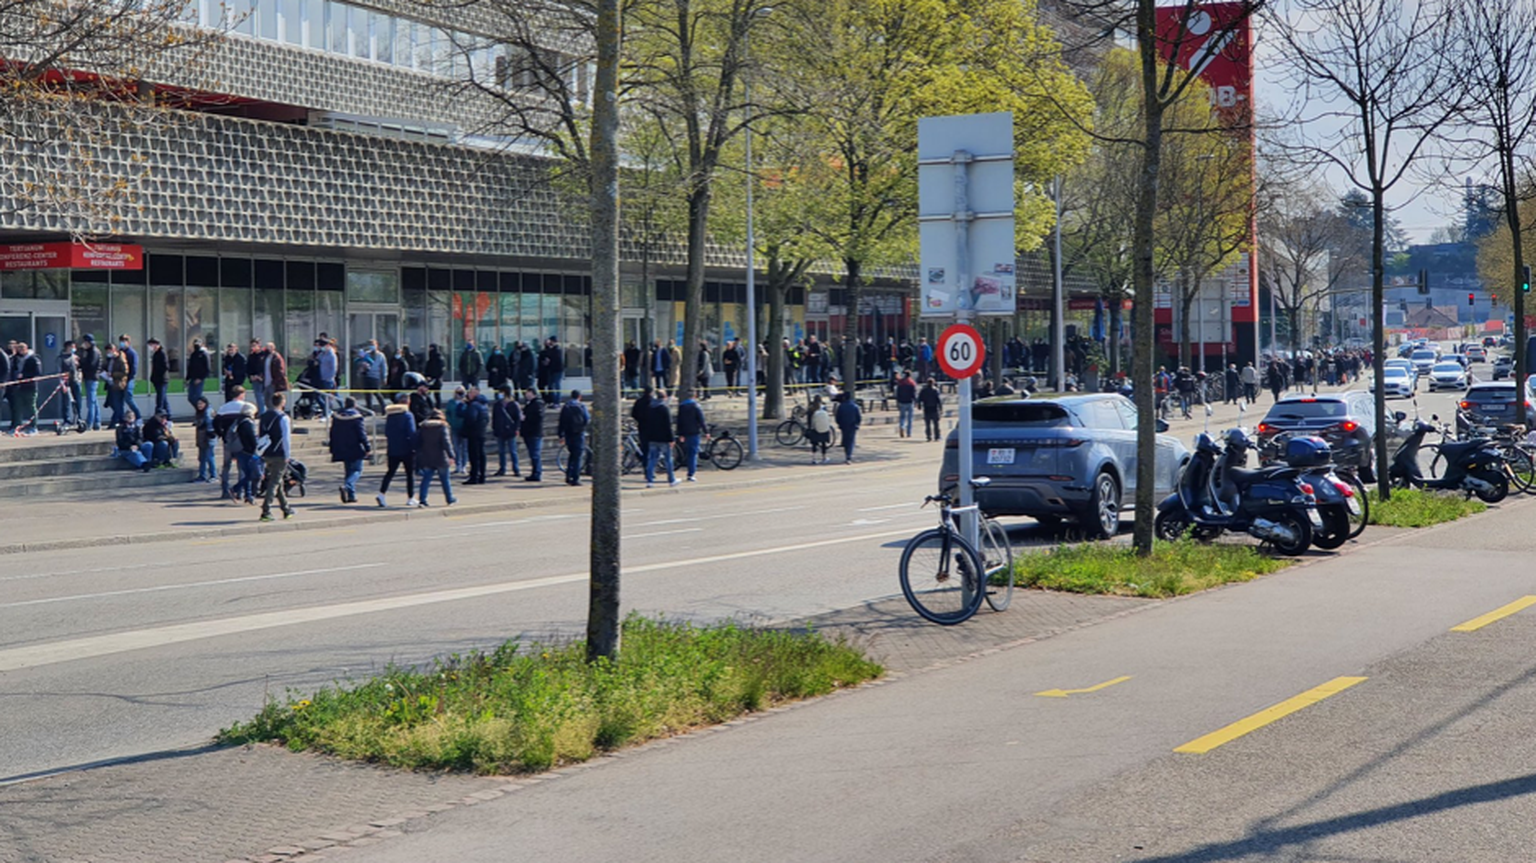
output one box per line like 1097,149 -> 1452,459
937,323 -> 985,379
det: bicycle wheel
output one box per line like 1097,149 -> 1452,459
622,445 -> 641,475
899,528 -> 986,625
1426,445 -> 1444,479
711,436 -> 744,470
1501,443 -> 1536,493
775,420 -> 804,447
979,518 -> 1014,612
1342,472 -> 1369,538
827,424 -> 838,448
556,447 -> 569,473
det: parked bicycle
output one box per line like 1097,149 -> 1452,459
673,428 -> 744,471
899,480 -> 1013,625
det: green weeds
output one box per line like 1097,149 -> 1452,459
1011,539 -> 1291,598
1368,488 -> 1487,528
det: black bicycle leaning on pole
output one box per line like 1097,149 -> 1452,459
899,478 -> 1013,625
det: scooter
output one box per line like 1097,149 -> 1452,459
1254,431 -> 1365,549
1155,427 -> 1322,556
1388,411 -> 1508,502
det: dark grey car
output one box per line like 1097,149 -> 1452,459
938,394 -> 1189,539
1256,392 -> 1382,477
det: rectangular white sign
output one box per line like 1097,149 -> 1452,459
918,112 -> 1015,317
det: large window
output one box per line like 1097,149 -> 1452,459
71,283 -> 109,347
346,270 -> 399,304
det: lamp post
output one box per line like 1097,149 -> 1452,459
743,7 -> 772,460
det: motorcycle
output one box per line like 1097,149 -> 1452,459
1255,432 -> 1366,549
1155,427 -> 1322,556
1388,411 -> 1509,503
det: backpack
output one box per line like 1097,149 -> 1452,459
225,419 -> 245,455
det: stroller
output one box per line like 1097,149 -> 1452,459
293,360 -> 328,421
260,458 -> 308,498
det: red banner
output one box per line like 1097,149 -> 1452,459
1154,3 -> 1253,120
0,242 -> 143,271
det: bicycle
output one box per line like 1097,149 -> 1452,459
774,413 -> 837,449
899,481 -> 1013,625
1431,412 -> 1536,494
554,441 -> 595,477
673,428 -> 745,471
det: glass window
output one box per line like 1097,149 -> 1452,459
346,269 -> 399,303
110,284 -> 146,354
280,0 -> 301,43
561,295 -> 585,371
284,287 -> 314,367
519,292 -> 540,347
394,16 -> 415,68
185,286 -> 214,361
540,294 -> 560,345
316,290 -> 344,355
253,288 -> 281,351
348,5 -> 369,59
402,279 -> 426,357
326,0 -> 345,53
415,22 -> 435,70
149,285 -> 183,373
500,292 -> 520,348
374,13 -> 393,64
233,0 -> 255,35
71,285 -> 109,347
303,0 -> 324,48
219,287 -> 251,352
258,0 -> 278,39
427,290 -> 451,359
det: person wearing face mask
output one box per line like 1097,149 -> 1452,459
78,334 -> 101,431
59,339 -> 81,429
12,343 -> 40,434
146,338 -> 169,418
185,338 -> 210,413
459,341 -> 484,390
118,335 -> 142,422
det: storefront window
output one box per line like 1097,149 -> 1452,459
185,286 -> 215,358
149,285 -> 183,373
71,284 -> 109,346
346,269 -> 399,304
316,291 -> 344,353
253,289 -> 281,351
110,284 -> 146,349
519,292 -> 540,347
284,287 -> 315,367
427,290 -> 451,357
219,287 -> 252,351
561,295 -> 585,373
500,292 -> 520,349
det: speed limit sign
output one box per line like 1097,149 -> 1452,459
937,323 -> 985,379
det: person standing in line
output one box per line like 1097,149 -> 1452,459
463,385 -> 490,485
894,370 -> 917,438
232,401 -> 261,504
314,337 -> 338,418
695,340 -> 714,400
416,408 -> 457,506
221,342 -> 245,403
558,389 -> 590,486
486,344 -> 509,392
513,341 -> 536,393
425,343 -> 446,408
185,339 -> 210,412
806,396 -> 832,464
834,391 -> 862,465
667,339 -> 682,391
492,386 -> 522,477
540,336 -> 565,405
721,339 -> 741,396
459,341 -> 484,390
78,334 -> 101,431
675,390 -> 706,481
520,387 -> 545,482
1224,363 -> 1241,406
445,386 -> 468,475
246,339 -> 267,413
648,339 -> 670,389
215,385 -> 250,500
386,348 -> 408,405
362,341 -> 386,412
13,343 -> 40,433
641,388 -> 680,488
409,380 -> 433,425
1240,361 -> 1259,404
377,393 -> 418,507
59,339 -> 81,428
623,341 -> 641,391
146,338 -> 169,418
192,397 -> 217,483
258,392 -> 294,522
105,343 -> 128,428
118,334 -> 142,422
328,397 -> 370,503
918,378 -> 944,442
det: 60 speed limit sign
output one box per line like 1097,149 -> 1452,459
937,323 -> 985,379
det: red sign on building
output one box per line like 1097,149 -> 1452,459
0,242 -> 144,271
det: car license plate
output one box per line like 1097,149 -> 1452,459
1346,496 -> 1361,515
1307,508 -> 1324,527
987,447 -> 1015,465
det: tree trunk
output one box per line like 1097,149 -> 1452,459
1131,0 -> 1165,557
1505,148 -> 1528,404
765,254 -> 788,420
842,258 -> 862,388
680,186 -> 710,399
1108,297 -> 1124,376
1371,189 -> 1390,499
585,0 -> 622,663
1178,273 -> 1194,369
1288,306 -> 1302,356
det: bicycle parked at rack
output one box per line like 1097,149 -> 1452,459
672,428 -> 744,471
899,479 -> 1013,625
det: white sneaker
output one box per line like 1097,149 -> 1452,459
406,498 -> 419,508
375,493 -> 386,507
670,478 -> 682,487
687,476 -> 697,482
646,482 -> 655,489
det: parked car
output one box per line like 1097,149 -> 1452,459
1371,367 -> 1415,399
1466,345 -> 1487,363
1255,392 -> 1381,478
938,394 -> 1189,539
1410,349 -> 1439,375
1493,355 -> 1514,380
1428,361 -> 1470,391
1384,358 -> 1418,388
1456,381 -> 1536,435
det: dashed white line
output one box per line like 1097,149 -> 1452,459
0,564 -> 387,610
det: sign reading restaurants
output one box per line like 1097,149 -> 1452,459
0,242 -> 144,271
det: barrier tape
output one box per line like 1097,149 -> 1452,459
0,373 -> 67,390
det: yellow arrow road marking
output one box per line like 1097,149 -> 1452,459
1175,676 -> 1367,754
1451,596 -> 1536,632
1034,675 -> 1133,698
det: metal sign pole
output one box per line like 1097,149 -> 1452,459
951,149 -> 979,557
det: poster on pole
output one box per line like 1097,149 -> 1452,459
918,113 -> 1015,317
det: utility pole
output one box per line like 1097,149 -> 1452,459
1052,175 -> 1065,391
585,0 -> 622,662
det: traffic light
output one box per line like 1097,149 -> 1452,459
1523,264 -> 1531,293
1469,292 -> 1476,306
1418,269 -> 1430,295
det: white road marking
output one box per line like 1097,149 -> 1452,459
0,561 -> 159,584
0,528 -> 916,672
850,518 -> 890,526
857,502 -> 917,512
631,505 -> 806,527
622,528 -> 704,540
447,514 -> 582,531
0,564 -> 387,610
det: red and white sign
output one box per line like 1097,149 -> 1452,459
937,323 -> 986,379
0,242 -> 143,271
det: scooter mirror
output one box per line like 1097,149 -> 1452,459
1431,413 -> 1439,421
1205,404 -> 1214,417
1394,411 -> 1407,422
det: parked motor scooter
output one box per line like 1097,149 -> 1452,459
1155,427 -> 1322,555
1388,411 -> 1509,502
1253,431 -> 1365,549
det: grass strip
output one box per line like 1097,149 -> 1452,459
1011,539 -> 1291,598
218,615 -> 881,774
1368,488 -> 1487,528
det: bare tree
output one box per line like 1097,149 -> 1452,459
1258,176 -> 1361,354
1456,0 -> 1536,395
1272,0 -> 1464,498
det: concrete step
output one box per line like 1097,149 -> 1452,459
0,437 -> 115,464
0,464 -> 197,497
0,456 -> 128,481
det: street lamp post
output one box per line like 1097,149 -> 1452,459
743,8 -> 772,461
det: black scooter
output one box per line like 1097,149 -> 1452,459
1155,428 -> 1321,555
1257,432 -> 1368,549
1388,411 -> 1508,502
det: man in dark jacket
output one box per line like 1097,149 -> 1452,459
558,389 -> 590,486
641,389 -> 679,488
834,392 -> 862,464
462,386 -> 490,485
409,381 -> 434,425
221,343 -> 246,404
185,339 -> 211,410
721,339 -> 742,396
79,334 -> 102,430
59,340 -> 80,428
415,409 -> 456,506
520,388 -> 545,482
459,342 -> 484,389
377,395 -> 417,507
894,370 -> 917,438
486,345 -> 509,391
918,378 -> 944,441
492,386 -> 522,476
328,397 -> 370,503
13,343 -> 41,434
147,338 -> 170,417
514,341 -> 536,391
539,337 -> 565,406
648,339 -> 671,389
675,392 -> 706,481
623,341 -> 641,390
424,344 -> 446,407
